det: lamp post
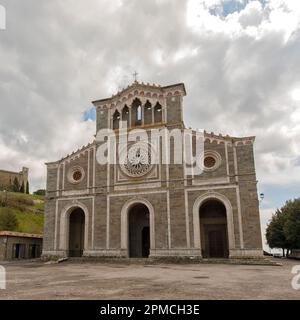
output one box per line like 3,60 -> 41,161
258,192 -> 269,255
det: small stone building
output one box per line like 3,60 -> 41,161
0,231 -> 42,260
0,167 -> 29,193
43,81 -> 263,259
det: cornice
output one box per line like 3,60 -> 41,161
92,81 -> 186,110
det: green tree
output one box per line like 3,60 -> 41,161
26,181 -> 30,194
266,208 -> 289,257
33,189 -> 46,196
20,181 -> 25,193
283,198 -> 300,250
0,207 -> 18,231
12,177 -> 20,193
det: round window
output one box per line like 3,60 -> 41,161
68,166 -> 85,184
202,151 -> 221,171
120,142 -> 154,178
73,170 -> 82,182
204,156 -> 216,169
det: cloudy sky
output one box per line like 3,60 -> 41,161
0,0 -> 300,248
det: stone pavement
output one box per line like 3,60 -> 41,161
0,258 -> 299,300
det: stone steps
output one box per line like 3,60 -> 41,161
63,256 -> 279,266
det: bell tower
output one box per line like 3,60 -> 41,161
92,81 -> 186,133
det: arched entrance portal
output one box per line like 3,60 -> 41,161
128,203 -> 150,258
200,200 -> 229,258
68,208 -> 85,257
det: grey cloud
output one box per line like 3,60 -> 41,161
0,0 -> 300,191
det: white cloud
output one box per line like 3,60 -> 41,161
238,1 -> 263,28
291,88 -> 300,101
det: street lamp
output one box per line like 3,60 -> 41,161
259,193 -> 265,202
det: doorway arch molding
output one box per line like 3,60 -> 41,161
192,192 -> 235,251
59,201 -> 89,253
121,198 -> 155,254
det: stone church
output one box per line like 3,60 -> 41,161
43,81 -> 263,259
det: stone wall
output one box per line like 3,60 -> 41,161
43,138 -> 263,258
0,167 -> 29,193
235,143 -> 262,250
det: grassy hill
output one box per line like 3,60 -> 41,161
0,191 -> 44,234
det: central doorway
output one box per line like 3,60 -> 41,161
68,208 -> 85,257
128,203 -> 150,258
199,199 -> 229,258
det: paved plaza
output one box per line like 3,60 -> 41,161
0,259 -> 299,300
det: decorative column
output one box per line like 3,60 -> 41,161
120,108 -> 123,129
152,104 -> 154,124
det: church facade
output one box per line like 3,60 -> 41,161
43,82 -> 263,259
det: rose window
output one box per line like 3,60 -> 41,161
120,143 -> 153,177
73,170 -> 82,181
68,166 -> 85,184
204,156 -> 216,169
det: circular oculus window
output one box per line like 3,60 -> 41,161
202,151 -> 221,171
204,156 -> 216,169
73,170 -> 82,181
68,166 -> 85,184
120,143 -> 154,178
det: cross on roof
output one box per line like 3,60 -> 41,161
132,71 -> 138,82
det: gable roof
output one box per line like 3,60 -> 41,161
92,81 -> 186,105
